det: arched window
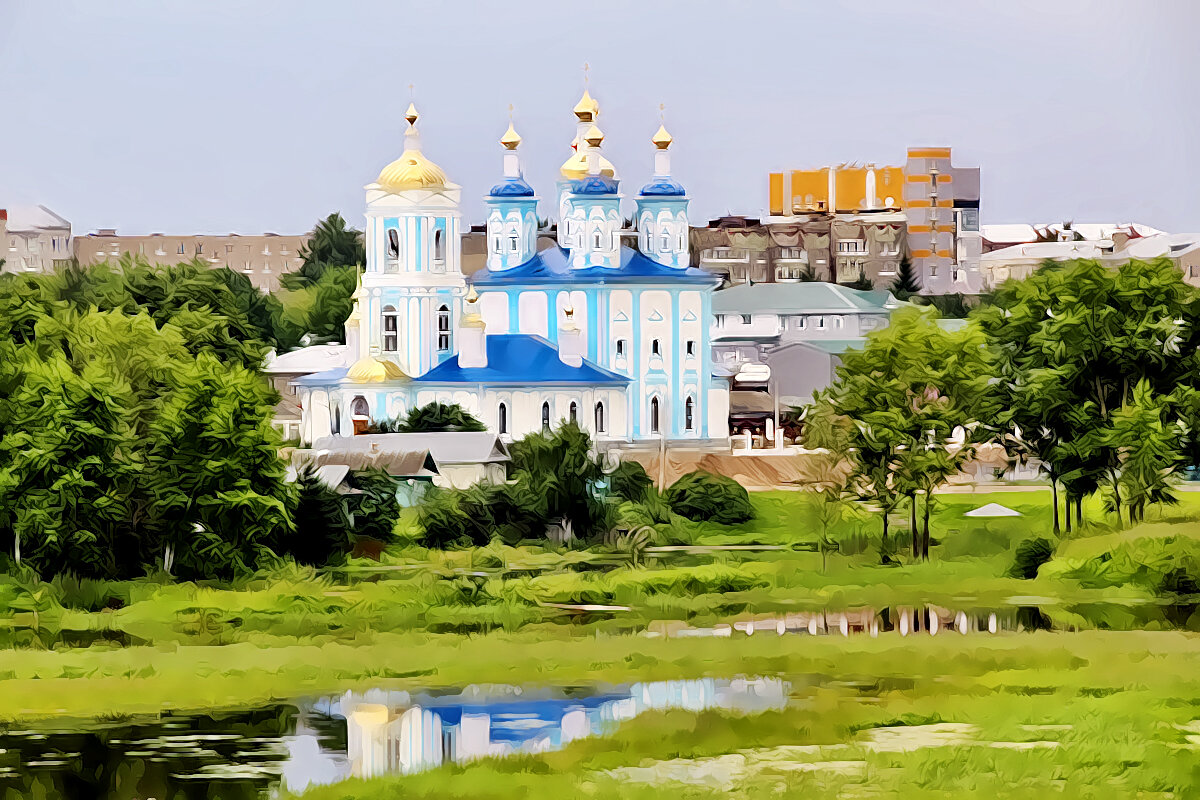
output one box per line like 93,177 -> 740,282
684,397 -> 695,431
569,401 -> 578,424
437,305 -> 451,352
387,229 -> 400,271
651,339 -> 662,356
594,401 -> 606,433
434,229 -> 444,262
330,400 -> 341,435
509,231 -> 520,253
498,402 -> 508,435
593,230 -> 603,249
541,401 -> 551,431
650,397 -> 661,434
351,396 -> 370,418
382,305 -> 398,352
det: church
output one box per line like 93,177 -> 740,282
294,90 -> 730,446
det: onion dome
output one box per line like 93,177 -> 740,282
639,178 -> 686,196
560,150 -> 615,179
573,175 -> 620,195
489,178 -> 535,197
347,357 -> 409,383
583,124 -> 604,148
461,286 -> 486,328
376,103 -> 448,192
652,123 -> 673,149
500,122 -> 521,150
573,89 -> 599,122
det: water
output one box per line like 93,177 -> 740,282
0,677 -> 788,798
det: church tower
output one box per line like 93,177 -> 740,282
556,90 -> 623,270
484,116 -> 539,271
635,119 -> 689,269
355,102 -> 466,377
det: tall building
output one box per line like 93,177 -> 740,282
73,230 -> 310,292
292,95 -> 728,445
767,148 -> 981,294
1,205 -> 72,274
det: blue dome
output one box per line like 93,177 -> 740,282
639,178 -> 686,197
489,177 -> 535,197
572,175 -> 619,195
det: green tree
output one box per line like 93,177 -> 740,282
288,213 -> 365,288
1101,380 -> 1184,523
508,421 -> 613,541
277,466 -> 353,566
840,269 -> 875,292
385,401 -> 487,433
275,265 -> 357,348
891,254 -> 921,299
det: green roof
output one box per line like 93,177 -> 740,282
786,339 -> 867,355
713,282 -> 899,315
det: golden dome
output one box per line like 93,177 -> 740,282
559,152 -> 616,179
500,121 -> 521,150
404,102 -> 419,125
347,357 -> 409,383
376,103 -> 448,192
573,89 -> 599,121
461,286 -> 486,328
652,123 -> 673,150
583,124 -> 604,147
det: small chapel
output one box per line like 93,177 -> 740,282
294,90 -> 730,446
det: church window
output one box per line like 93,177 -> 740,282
651,339 -> 661,356
382,306 -> 398,352
509,232 -> 520,253
616,339 -> 627,357
685,397 -> 695,431
498,402 -> 508,435
434,229 -> 444,263
650,397 -> 661,434
593,230 -> 603,249
661,234 -> 670,250
678,233 -> 687,252
569,401 -> 578,424
686,340 -> 696,357
541,401 -> 551,431
387,229 -> 401,272
351,396 -> 370,418
492,235 -> 502,254
330,400 -> 342,435
437,305 -> 452,352
594,401 -> 606,433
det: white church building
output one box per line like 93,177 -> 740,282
292,92 -> 730,446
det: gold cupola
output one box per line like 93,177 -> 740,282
500,121 -> 521,151
573,89 -> 599,122
461,286 -> 486,328
347,357 -> 410,383
376,102 -> 448,192
652,123 -> 673,150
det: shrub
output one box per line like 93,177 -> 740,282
608,460 -> 653,503
1009,537 -> 1056,579
419,483 -> 545,549
663,471 -> 754,525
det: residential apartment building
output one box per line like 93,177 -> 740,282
693,214 -> 907,288
767,147 -> 982,294
1,205 -> 72,274
981,229 -> 1200,288
73,230 -> 311,292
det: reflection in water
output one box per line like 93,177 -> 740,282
335,678 -> 789,779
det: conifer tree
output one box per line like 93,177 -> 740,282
891,254 -> 922,299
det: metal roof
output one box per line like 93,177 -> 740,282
313,432 -> 510,465
713,282 -> 898,315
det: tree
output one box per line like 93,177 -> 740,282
891,254 -> 921,300
288,213 -> 365,288
1101,380 -> 1184,523
798,264 -> 819,282
663,471 -> 755,525
974,258 -> 1200,527
387,402 -> 487,433
274,265 -> 357,348
508,422 -> 613,541
840,269 -> 875,292
806,309 -> 998,560
278,466 -> 354,566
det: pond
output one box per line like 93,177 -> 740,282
0,677 -> 788,798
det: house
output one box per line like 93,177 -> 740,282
311,431 -> 510,490
292,440 -> 440,506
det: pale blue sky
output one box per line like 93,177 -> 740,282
2,0 -> 1198,235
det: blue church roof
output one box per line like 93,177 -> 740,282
471,245 -> 717,286
572,175 -> 619,195
294,367 -> 350,386
414,334 -> 628,385
639,178 -> 686,196
489,177 -> 535,197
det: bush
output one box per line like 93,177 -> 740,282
663,471 -> 754,525
419,483 -> 545,549
1009,537 -> 1056,579
608,460 -> 653,503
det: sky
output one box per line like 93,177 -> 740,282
2,0 -> 1199,236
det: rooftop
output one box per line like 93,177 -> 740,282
314,432 -> 510,465
471,245 -> 716,286
4,204 -> 70,232
415,334 -> 629,385
263,344 -> 353,375
713,282 -> 900,314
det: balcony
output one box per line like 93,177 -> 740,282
703,247 -> 750,263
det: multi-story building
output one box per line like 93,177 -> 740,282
693,214 -> 907,288
1,205 -> 72,274
981,229 -> 1200,288
73,230 -> 311,292
766,147 -> 981,294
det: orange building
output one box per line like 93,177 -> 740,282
769,164 -> 904,215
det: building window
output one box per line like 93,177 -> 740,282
195,243 -> 203,255
595,401 -> 606,433
177,243 -> 185,254
816,316 -> 826,329
541,401 -> 551,431
650,397 -> 661,434
498,402 -> 508,435
492,235 -> 502,254
569,401 -> 578,424
382,305 -> 398,352
930,264 -> 939,278
836,239 -> 866,255
351,396 -> 370,418
593,230 -> 603,249
437,305 -> 452,351
686,340 -> 696,357
834,316 -> 844,329
330,401 -> 341,435
715,314 -> 726,327
740,314 -> 751,325
387,229 -> 400,272
616,339 -> 627,357
651,339 -> 661,356
684,397 -> 694,431
434,229 -> 444,262
661,234 -> 670,250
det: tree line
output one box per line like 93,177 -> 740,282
803,257 -> 1200,560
